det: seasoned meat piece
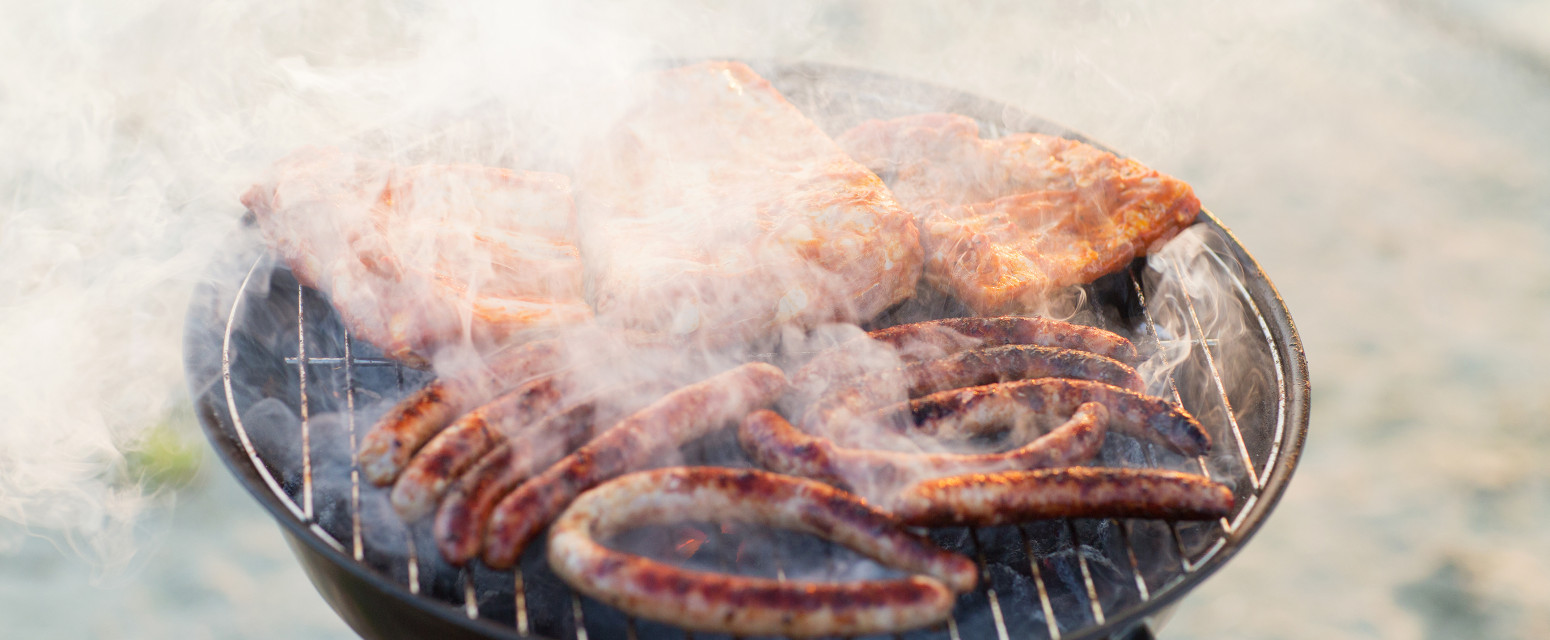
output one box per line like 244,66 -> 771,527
579,62 -> 922,344
837,113 -> 1200,314
242,147 -> 591,365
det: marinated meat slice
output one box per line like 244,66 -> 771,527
242,147 -> 592,365
579,61 -> 922,344
837,113 -> 1200,315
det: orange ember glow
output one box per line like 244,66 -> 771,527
673,527 -> 708,559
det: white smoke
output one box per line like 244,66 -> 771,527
0,0 -> 842,573
0,0 -> 1258,583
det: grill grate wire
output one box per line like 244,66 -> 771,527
222,215 -> 1289,640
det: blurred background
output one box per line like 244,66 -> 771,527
2,1 -> 1548,638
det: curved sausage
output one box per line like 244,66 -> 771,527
890,467 -> 1234,526
799,344 -> 1141,440
359,339 -> 566,485
787,316 -> 1136,410
547,467 -> 977,637
900,344 -> 1143,396
897,378 -> 1211,456
481,362 -> 789,569
389,373 -> 573,520
867,316 -> 1138,363
740,405 -> 1107,499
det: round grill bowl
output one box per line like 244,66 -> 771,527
185,61 -> 1310,640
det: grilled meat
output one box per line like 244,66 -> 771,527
546,467 -> 977,637
837,113 -> 1200,314
866,316 -> 1140,364
898,344 -> 1143,396
359,338 -> 566,486
242,148 -> 591,365
388,372 -> 575,521
787,316 -> 1138,411
579,62 -> 922,344
897,378 -> 1212,457
481,362 -> 789,569
432,399 -> 605,565
890,467 -> 1234,526
799,344 -> 1142,441
739,405 -> 1107,499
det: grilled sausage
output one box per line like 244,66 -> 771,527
547,467 -> 978,637
890,467 -> 1234,526
359,339 -> 566,485
898,378 -> 1211,456
432,399 -> 602,565
740,405 -> 1107,498
901,344 -> 1144,396
788,316 -> 1136,409
389,373 -> 573,520
799,344 -> 1142,440
867,316 -> 1138,363
481,362 -> 789,569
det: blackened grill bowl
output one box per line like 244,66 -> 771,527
185,61 -> 1310,640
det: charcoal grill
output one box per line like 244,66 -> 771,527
184,62 -> 1309,640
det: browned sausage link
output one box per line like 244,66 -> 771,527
359,339 -> 566,485
388,373 -> 573,521
547,467 -> 977,637
481,362 -> 788,569
867,316 -> 1139,364
904,344 -> 1143,395
741,404 -> 1108,498
787,316 -> 1135,410
799,344 -> 1142,438
899,378 -> 1211,456
432,399 -> 601,565
889,467 -> 1235,527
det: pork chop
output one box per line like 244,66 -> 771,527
837,113 -> 1200,315
578,61 -> 922,344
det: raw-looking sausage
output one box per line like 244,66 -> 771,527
739,405 -> 1107,499
481,362 -> 789,569
359,339 -> 566,485
890,467 -> 1234,526
897,378 -> 1211,457
546,466 -> 978,637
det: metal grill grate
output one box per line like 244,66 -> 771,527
191,62 -> 1308,640
206,207 -> 1297,640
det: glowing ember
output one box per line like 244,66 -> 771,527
673,527 -> 708,559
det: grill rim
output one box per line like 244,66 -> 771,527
185,61 -> 1311,640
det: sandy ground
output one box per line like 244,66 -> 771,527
2,1 -> 1548,638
